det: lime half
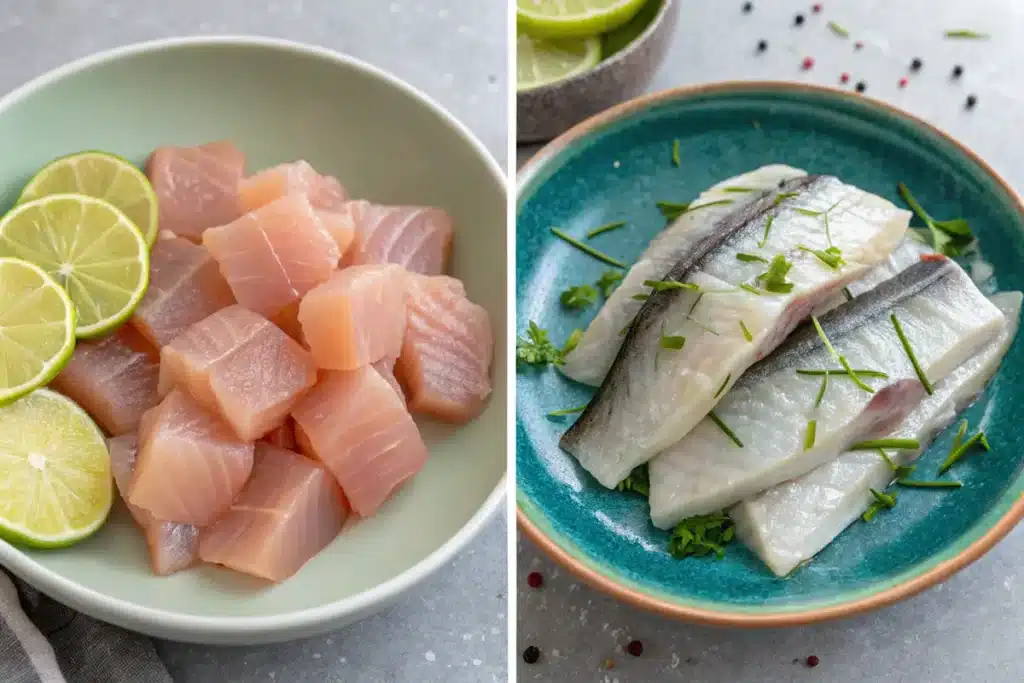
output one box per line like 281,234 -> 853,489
0,258 -> 77,405
18,151 -> 160,247
0,388 -> 111,548
0,194 -> 150,339
517,32 -> 602,91
517,0 -> 649,39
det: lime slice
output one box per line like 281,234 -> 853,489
602,0 -> 662,58
18,151 -> 159,247
517,32 -> 602,91
0,388 -> 111,548
0,194 -> 150,339
0,258 -> 77,405
517,0 -> 649,39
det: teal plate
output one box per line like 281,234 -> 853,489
516,82 -> 1024,625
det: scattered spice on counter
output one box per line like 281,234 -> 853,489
966,94 -> 978,109
742,1 -> 753,12
910,57 -> 923,71
802,56 -> 815,70
840,72 -> 850,83
523,646 -> 541,664
794,13 -> 805,26
899,77 -> 908,88
952,64 -> 964,78
854,40 -> 864,50
626,640 -> 644,657
812,3 -> 822,13
855,81 -> 867,93
757,39 -> 768,52
526,571 -> 543,588
806,655 -> 821,668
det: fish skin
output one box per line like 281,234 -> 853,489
128,390 -> 254,526
648,258 -> 1006,528
108,434 -> 200,576
198,443 -> 347,582
733,291 -> 1022,576
130,237 -> 237,349
560,164 -> 808,387
50,328 -> 160,436
561,175 -> 911,488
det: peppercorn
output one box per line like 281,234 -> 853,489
812,3 -> 822,12
806,655 -> 820,668
526,572 -> 543,588
802,56 -> 815,70
840,72 -> 850,84
899,77 -> 908,88
966,94 -> 978,109
523,646 -> 541,664
910,57 -> 923,71
757,39 -> 768,52
952,65 -> 964,78
794,13 -> 805,26
742,1 -> 753,12
626,640 -> 644,657
855,81 -> 867,93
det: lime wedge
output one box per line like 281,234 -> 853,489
517,32 -> 602,91
0,258 -> 77,405
0,194 -> 149,339
517,0 -> 649,39
18,152 -> 160,247
0,388 -> 111,548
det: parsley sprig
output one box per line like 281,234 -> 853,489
897,183 -> 976,256
616,464 -> 650,497
560,284 -> 597,309
668,512 -> 736,559
516,323 -> 581,368
755,254 -> 795,294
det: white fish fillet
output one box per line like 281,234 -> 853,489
561,174 -> 911,489
648,258 -> 1005,528
560,164 -> 807,387
732,291 -> 1021,576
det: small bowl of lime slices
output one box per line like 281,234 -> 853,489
516,0 -> 678,143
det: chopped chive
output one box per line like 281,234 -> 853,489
796,368 -> 889,379
897,479 -> 963,488
722,186 -> 757,193
550,228 -> 626,268
804,420 -> 817,450
739,283 -> 762,296
547,404 -> 588,417
798,244 -> 845,269
739,320 -> 753,342
758,214 -> 775,248
938,430 -> 989,474
656,198 -> 734,221
708,411 -> 744,448
643,279 -> 700,292
810,316 -> 874,393
891,313 -> 933,395
561,328 -> 583,356
736,252 -> 769,264
796,207 -> 823,217
671,139 -> 681,167
688,317 -> 719,336
863,489 -> 898,522
714,374 -> 731,398
596,270 -> 624,297
842,286 -> 854,301
631,293 -> 649,301
828,21 -> 850,37
586,220 -> 627,239
688,291 -> 705,315
814,371 -> 829,408
660,324 -> 686,350
952,419 -> 968,452
876,447 -> 897,470
773,192 -> 799,206
944,29 -> 989,39
850,438 -> 921,451
823,211 -> 834,247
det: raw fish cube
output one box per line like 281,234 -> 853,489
340,201 -> 453,275
238,161 -> 348,213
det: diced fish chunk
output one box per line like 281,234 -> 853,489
340,201 -> 453,275
160,305 -> 317,441
199,443 -> 347,582
50,328 -> 160,436
238,160 -> 348,213
298,264 -> 407,370
128,390 -> 254,525
292,367 -> 428,516
397,274 -> 493,424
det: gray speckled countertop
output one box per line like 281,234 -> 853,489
0,2 -> 508,682
518,1 -> 1024,681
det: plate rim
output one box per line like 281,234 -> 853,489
0,34 -> 508,644
515,79 -> 1024,627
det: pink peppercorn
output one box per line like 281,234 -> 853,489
626,640 -> 644,657
802,57 -> 815,70
527,572 -> 543,588
840,72 -> 850,83
812,3 -> 822,12
899,77 -> 908,88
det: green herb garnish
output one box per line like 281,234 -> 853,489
631,293 -> 649,301
796,207 -> 823,217
586,220 -> 627,239
656,198 -> 734,221
828,21 -> 850,37
722,186 -> 757,193
798,244 -> 845,269
739,283 -> 762,296
897,479 -> 963,489
550,227 -> 626,268
643,279 -> 700,292
616,464 -> 650,497
876,448 -> 916,478
596,270 -> 624,297
668,512 -> 736,559
714,374 -> 731,398
547,404 -> 588,418
862,488 -> 897,522
814,371 -> 829,408
560,283 -> 598,309
850,438 -> 921,451
810,316 -> 874,393
891,313 -> 934,395
758,214 -> 775,248
796,368 -> 889,379
708,411 -> 743,448
736,252 -> 769,264
660,327 -> 686,350
671,139 -> 681,167
517,322 -> 564,367
896,183 -> 976,256
773,191 -> 799,206
561,328 -> 582,356
739,320 -> 753,342
804,420 -> 817,450
952,419 -> 968,451
938,429 -> 990,474
755,254 -> 795,294
944,29 -> 989,39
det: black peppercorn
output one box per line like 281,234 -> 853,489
523,646 -> 541,664
855,81 -> 867,93
794,13 -> 805,26
910,57 -> 923,71
952,65 -> 964,78
742,1 -> 753,11
757,39 -> 768,52
966,94 -> 978,109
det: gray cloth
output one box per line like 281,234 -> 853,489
1,570 -> 173,683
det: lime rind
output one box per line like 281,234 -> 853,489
0,258 -> 77,406
0,388 -> 111,548
517,0 -> 650,39
17,151 -> 160,247
517,32 -> 602,91
0,194 -> 151,339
